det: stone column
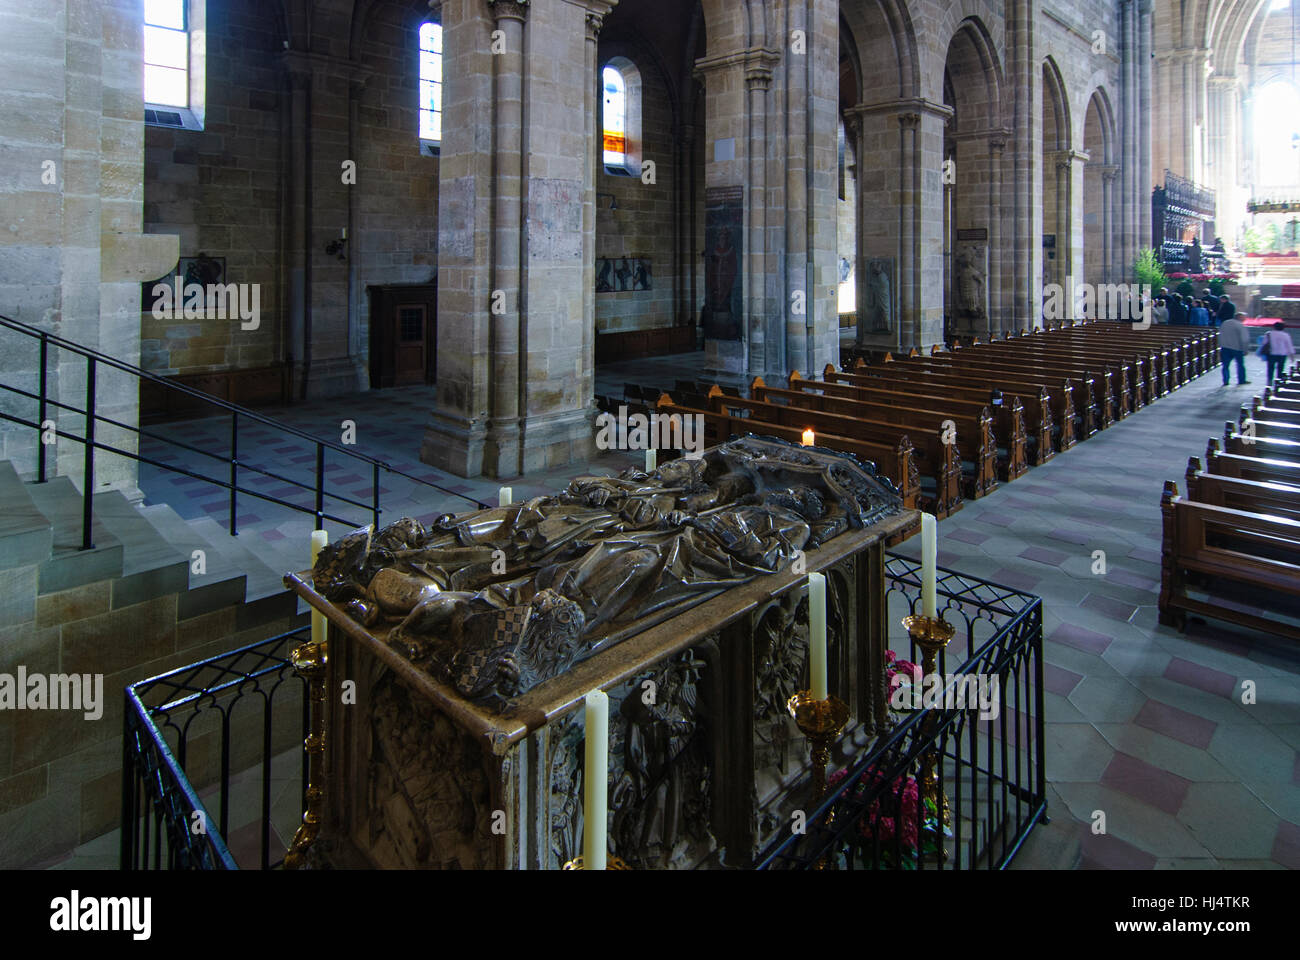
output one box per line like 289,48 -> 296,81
746,64 -> 771,376
1009,0 -> 1039,330
484,0 -> 526,478
1102,166 -> 1120,283
1137,0 -> 1153,249
988,134 -> 1007,333
583,7 -> 611,416
283,58 -> 311,399
1208,75 -> 1242,244
783,0 -> 808,378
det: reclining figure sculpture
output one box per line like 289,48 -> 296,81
310,435 -> 903,708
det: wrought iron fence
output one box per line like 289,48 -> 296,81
121,628 -> 310,870
756,553 -> 1046,870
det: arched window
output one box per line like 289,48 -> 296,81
602,58 -> 641,176
419,21 -> 444,146
144,0 -> 205,129
1254,80 -> 1300,186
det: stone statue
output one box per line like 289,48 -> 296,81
955,243 -> 987,331
311,437 -> 903,708
863,257 -> 893,335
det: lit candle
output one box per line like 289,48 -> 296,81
498,486 -> 512,507
583,689 -> 609,870
341,227 -> 347,240
310,529 -> 328,645
808,572 -> 828,700
921,513 -> 937,619
645,448 -> 657,473
801,427 -> 815,447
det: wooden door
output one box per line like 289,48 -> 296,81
394,304 -> 427,385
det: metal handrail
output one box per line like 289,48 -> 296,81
0,312 -> 490,551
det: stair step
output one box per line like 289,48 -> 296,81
137,503 -> 248,619
0,461 -> 52,571
91,490 -> 190,609
188,516 -> 289,604
25,476 -> 124,594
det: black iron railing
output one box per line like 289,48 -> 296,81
121,628 -> 310,870
0,313 -> 488,552
756,554 -> 1046,870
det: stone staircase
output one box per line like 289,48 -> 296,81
0,458 -> 309,867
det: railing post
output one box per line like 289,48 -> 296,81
372,462 -> 380,529
81,357 -> 95,551
315,443 -> 325,529
37,334 -> 48,483
229,412 -> 238,536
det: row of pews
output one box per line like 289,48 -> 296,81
1160,369 -> 1300,641
651,321 -> 1215,519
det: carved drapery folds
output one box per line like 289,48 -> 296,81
311,437 -> 903,707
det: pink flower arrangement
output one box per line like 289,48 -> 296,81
885,648 -> 921,694
828,766 -> 922,853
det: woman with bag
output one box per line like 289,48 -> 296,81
1260,322 -> 1296,386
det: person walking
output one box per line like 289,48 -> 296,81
1218,313 -> 1252,385
1261,321 -> 1296,386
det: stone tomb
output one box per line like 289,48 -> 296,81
285,437 -> 915,869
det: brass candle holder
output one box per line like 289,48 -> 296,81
562,855 -> 631,870
786,691 -> 850,801
902,614 -> 955,833
284,636 -> 328,870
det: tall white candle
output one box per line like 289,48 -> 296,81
498,486 -> 512,507
310,529 -> 328,645
645,448 -> 657,473
921,513 -> 937,619
583,689 -> 609,870
808,572 -> 828,700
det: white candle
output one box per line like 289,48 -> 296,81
583,689 -> 609,870
498,486 -> 512,507
645,448 -> 657,473
341,227 -> 347,240
310,529 -> 328,645
808,572 -> 828,700
921,513 -> 937,619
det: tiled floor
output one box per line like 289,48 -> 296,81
65,347 -> 1300,869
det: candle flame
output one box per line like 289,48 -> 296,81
801,428 -> 815,447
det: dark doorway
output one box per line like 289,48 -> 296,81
369,283 -> 437,387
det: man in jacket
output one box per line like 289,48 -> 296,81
1218,314 -> 1252,385
1263,321 -> 1296,386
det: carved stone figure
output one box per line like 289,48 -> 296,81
863,257 -> 893,335
955,243 -> 988,331
311,436 -> 903,708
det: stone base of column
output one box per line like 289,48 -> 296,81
703,339 -> 747,380
303,357 -> 366,401
421,406 -> 597,480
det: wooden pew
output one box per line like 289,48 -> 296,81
1219,426 -> 1300,463
703,389 -> 965,516
1236,413 -> 1300,443
1201,443 -> 1300,488
884,354 -> 1103,438
756,373 -> 1029,482
652,393 -> 922,514
1184,460 -> 1300,522
1249,399 -> 1300,424
961,342 -> 1139,417
714,386 -> 996,501
837,362 -> 1072,456
920,352 -> 1116,429
1159,480 -> 1300,640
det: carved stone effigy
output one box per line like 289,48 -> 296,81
287,436 -> 916,869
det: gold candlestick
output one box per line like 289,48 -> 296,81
561,854 -> 631,870
903,614 -> 955,837
787,692 -> 850,801
284,636 -> 328,870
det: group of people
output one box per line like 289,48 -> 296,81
1149,287 -> 1236,327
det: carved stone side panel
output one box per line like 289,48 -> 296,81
547,712 -> 583,869
366,674 -> 496,868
